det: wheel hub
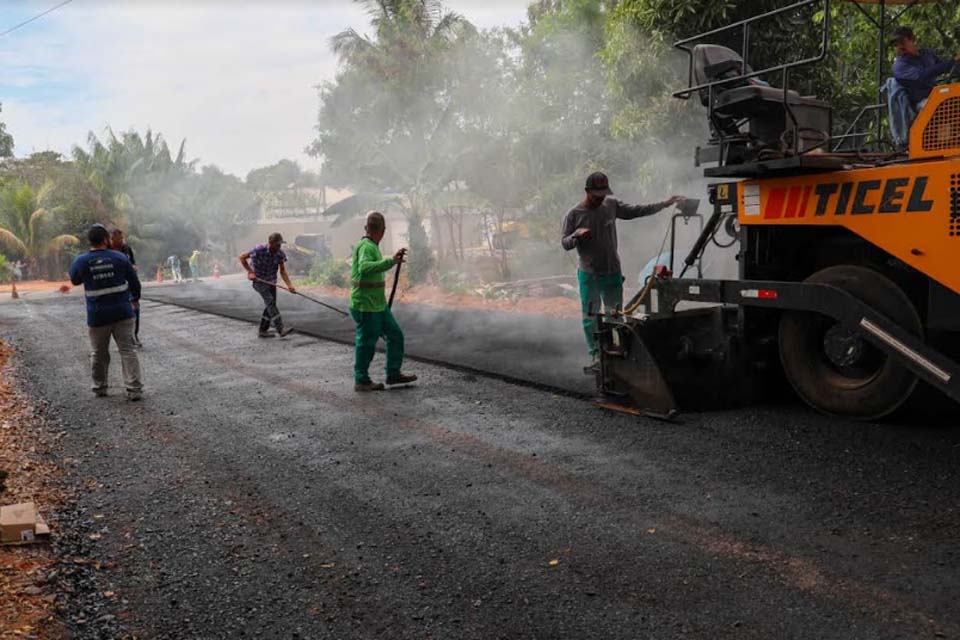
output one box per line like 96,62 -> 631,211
823,324 -> 865,368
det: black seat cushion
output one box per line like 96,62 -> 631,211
716,85 -> 828,117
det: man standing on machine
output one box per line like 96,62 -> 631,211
892,26 -> 960,108
561,172 -> 684,372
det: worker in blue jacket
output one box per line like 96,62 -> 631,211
892,26 -> 960,107
69,223 -> 144,400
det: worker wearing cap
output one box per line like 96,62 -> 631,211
69,224 -> 143,400
350,211 -> 417,392
892,26 -> 960,107
239,232 -> 296,338
562,172 -> 684,370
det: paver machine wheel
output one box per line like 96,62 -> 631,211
778,265 -> 922,420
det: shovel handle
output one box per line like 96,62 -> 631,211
388,259 -> 402,309
253,277 -> 349,317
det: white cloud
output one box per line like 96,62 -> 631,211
0,0 -> 529,177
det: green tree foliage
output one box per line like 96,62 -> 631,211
0,104 -> 14,159
72,128 -> 192,215
0,254 -> 10,284
246,159 -> 316,192
0,152 -> 107,234
603,0 -> 960,138
247,159 -> 325,220
193,165 -> 262,259
821,2 -> 960,129
72,129 -> 262,267
307,256 -> 349,288
271,2 -> 960,286
0,182 -> 79,278
309,0 -> 478,283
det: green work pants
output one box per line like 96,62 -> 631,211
578,270 -> 624,357
350,308 -> 404,383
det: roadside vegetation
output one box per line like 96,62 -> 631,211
2,0 -> 959,288
305,256 -> 350,289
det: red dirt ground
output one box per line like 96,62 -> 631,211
301,283 -> 580,319
0,341 -> 69,639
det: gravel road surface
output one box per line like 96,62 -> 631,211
2,291 -> 959,639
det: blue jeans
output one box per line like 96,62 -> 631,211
253,281 -> 283,332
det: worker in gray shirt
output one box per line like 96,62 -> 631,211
562,172 -> 683,370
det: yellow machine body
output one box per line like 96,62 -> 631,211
737,82 -> 960,295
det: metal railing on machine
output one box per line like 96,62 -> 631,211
672,0 -> 832,164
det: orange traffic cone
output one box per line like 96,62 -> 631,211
213,263 -> 220,279
11,281 -> 18,300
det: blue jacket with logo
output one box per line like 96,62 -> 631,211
69,249 -> 141,327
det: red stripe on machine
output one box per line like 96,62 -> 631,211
783,186 -> 803,219
797,186 -> 812,218
763,188 -> 787,219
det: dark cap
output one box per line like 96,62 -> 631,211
891,26 -> 915,45
585,172 -> 613,197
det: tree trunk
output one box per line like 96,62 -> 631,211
430,211 -> 445,262
445,208 -> 460,262
406,212 -> 434,284
496,209 -> 510,281
457,211 -> 464,262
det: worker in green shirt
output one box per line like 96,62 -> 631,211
189,249 -> 201,281
350,211 -> 418,392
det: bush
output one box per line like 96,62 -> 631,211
437,270 -> 471,295
0,255 -> 9,284
308,257 -> 349,288
406,214 -> 434,285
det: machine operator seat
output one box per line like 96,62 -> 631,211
692,45 -> 772,105
691,44 -> 831,155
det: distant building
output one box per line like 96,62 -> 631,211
257,186 -> 353,220
238,187 -> 407,260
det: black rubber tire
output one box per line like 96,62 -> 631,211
778,265 -> 922,420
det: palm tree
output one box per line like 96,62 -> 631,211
318,1 -> 477,282
72,128 -> 191,216
331,0 -> 472,77
72,128 -> 199,266
0,181 -> 79,282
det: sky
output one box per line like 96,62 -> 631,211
0,0 -> 530,178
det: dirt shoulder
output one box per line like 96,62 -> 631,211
0,340 -> 67,639
301,282 -> 581,319
0,339 -> 125,640
3,281 -> 72,296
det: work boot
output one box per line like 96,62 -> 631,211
93,387 -> 108,398
354,381 -> 385,392
258,329 -> 275,338
583,356 -> 600,375
126,391 -> 143,402
278,327 -> 295,337
386,372 -> 418,386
